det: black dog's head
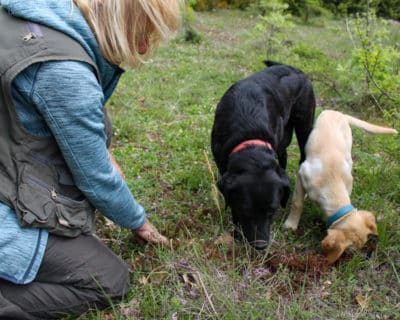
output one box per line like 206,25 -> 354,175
217,148 -> 290,249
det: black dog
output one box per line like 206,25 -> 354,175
211,61 -> 316,249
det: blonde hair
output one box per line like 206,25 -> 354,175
73,0 -> 183,68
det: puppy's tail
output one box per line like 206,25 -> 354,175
344,115 -> 398,135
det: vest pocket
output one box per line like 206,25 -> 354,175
16,166 -> 95,237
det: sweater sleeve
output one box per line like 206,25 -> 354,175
29,60 -> 146,230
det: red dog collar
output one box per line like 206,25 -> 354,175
231,139 -> 272,154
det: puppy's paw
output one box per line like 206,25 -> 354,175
283,218 -> 298,231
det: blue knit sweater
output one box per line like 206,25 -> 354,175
0,0 -> 146,284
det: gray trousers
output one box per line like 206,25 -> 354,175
0,233 -> 130,319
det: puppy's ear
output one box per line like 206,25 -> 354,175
278,169 -> 291,208
321,229 -> 349,264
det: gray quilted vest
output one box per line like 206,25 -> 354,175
0,8 -> 111,237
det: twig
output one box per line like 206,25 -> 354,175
204,150 -> 216,183
345,18 -> 357,49
204,151 -> 222,216
196,271 -> 219,319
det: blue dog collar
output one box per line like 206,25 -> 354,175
327,205 -> 355,228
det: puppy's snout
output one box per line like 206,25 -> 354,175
363,234 -> 379,258
366,233 -> 379,248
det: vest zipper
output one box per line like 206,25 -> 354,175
26,175 -> 57,199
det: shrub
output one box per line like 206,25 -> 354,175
251,0 -> 294,59
343,10 -> 400,119
183,0 -> 203,43
322,0 -> 400,19
286,0 -> 330,22
192,0 -> 255,11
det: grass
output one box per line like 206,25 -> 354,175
74,9 -> 399,320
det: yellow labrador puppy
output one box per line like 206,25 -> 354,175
284,110 -> 397,264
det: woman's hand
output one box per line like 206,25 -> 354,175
132,219 -> 169,247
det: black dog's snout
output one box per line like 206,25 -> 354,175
233,218 -> 271,250
250,239 -> 269,250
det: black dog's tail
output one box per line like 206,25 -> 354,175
263,60 -> 282,67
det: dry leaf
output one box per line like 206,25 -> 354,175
147,271 -> 168,286
119,299 -> 140,318
182,272 -> 199,288
214,233 -> 234,246
355,293 -> 370,309
323,280 -> 332,286
138,276 -> 148,286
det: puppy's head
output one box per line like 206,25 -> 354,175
321,210 -> 378,264
217,149 -> 290,249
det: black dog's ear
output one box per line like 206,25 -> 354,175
216,173 -> 229,196
264,60 -> 281,67
280,183 -> 291,208
216,173 -> 234,198
278,168 -> 291,208
216,177 -> 225,195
